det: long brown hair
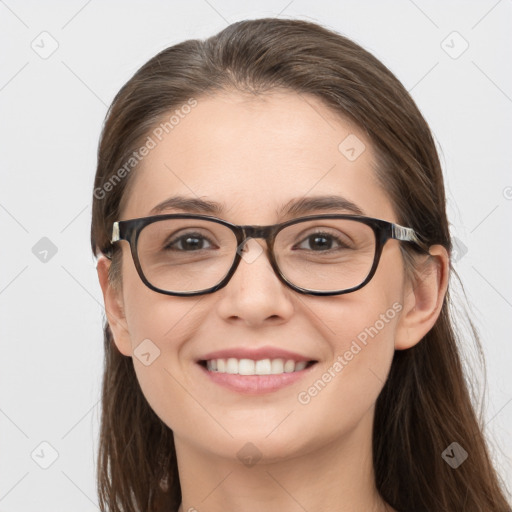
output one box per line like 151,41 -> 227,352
90,18 -> 511,512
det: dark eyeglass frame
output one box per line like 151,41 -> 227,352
108,213 -> 429,297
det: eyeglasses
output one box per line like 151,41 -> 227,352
109,213 -> 428,297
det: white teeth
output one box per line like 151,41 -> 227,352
294,361 -> 307,371
210,359 -> 217,371
255,359 -> 272,375
284,359 -> 296,373
226,358 -> 238,374
271,358 -> 284,374
238,359 -> 255,375
204,357 -> 311,375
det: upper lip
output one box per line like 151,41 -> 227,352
197,346 -> 317,363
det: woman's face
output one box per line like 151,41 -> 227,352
108,90 -> 412,463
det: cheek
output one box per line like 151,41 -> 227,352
294,253 -> 404,423
121,290 -> 204,433
120,245 -> 200,346
291,297 -> 401,451
309,291 -> 401,394
118,256 -> 204,424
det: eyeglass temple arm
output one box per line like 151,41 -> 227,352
392,223 -> 428,251
111,222 -> 120,243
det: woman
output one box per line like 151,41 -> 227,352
91,18 -> 511,512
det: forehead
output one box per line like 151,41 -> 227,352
120,90 -> 396,223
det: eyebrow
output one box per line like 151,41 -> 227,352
149,194 -> 365,218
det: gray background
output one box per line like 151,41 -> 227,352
0,0 -> 511,510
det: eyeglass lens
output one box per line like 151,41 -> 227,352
136,217 -> 376,294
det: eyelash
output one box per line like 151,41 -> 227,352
294,231 -> 351,251
164,232 -> 216,251
164,231 -> 350,252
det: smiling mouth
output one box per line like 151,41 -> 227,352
198,358 -> 317,375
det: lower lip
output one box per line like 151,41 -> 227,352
196,362 -> 317,394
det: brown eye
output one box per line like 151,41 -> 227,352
164,232 -> 215,252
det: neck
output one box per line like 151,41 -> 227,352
174,406 -> 394,512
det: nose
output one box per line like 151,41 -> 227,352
215,237 -> 295,326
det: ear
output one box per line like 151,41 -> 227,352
394,245 -> 449,350
96,255 -> 132,357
